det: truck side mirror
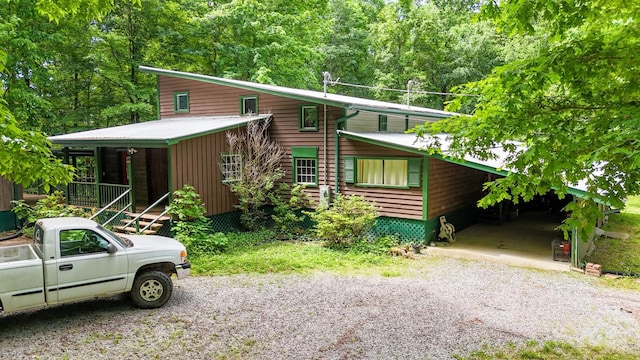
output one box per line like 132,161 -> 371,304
107,243 -> 117,254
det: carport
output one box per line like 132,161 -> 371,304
426,210 -> 572,271
337,131 -> 594,269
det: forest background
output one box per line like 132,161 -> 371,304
1,0 -> 502,136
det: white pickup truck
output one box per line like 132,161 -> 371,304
0,217 -> 190,314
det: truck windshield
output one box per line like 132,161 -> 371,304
98,225 -> 132,248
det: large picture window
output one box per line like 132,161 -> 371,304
299,105 -> 318,131
174,91 -> 189,113
357,159 -> 407,186
221,153 -> 242,182
292,147 -> 318,186
344,157 -> 421,188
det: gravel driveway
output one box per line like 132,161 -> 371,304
1,257 -> 639,359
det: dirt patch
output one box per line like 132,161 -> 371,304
0,234 -> 33,246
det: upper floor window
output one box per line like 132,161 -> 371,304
378,115 -> 388,132
299,104 -> 318,131
174,91 -> 189,113
221,153 -> 242,183
240,95 -> 258,115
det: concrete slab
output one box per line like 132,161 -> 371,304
425,211 -> 571,272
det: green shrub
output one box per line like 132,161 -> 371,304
269,183 -> 313,238
167,185 -> 227,255
12,191 -> 87,236
347,235 -> 400,255
307,194 -> 378,247
166,184 -> 206,221
174,223 -> 228,255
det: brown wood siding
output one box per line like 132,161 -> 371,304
0,176 -> 14,211
427,158 -> 486,218
132,148 -> 148,206
170,131 -> 237,216
338,138 -> 424,220
159,75 -> 343,206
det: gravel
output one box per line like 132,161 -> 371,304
1,257 -> 639,359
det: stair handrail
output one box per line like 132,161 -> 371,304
90,189 -> 132,221
102,204 -> 133,228
141,207 -> 171,232
123,192 -> 171,231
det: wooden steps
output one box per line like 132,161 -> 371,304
113,211 -> 171,235
124,212 -> 170,222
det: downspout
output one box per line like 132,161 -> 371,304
333,110 -> 360,195
322,72 -> 329,186
323,103 -> 327,185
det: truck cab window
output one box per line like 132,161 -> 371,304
59,229 -> 109,257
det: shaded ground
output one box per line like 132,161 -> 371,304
426,211 -> 570,271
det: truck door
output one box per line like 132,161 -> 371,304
51,228 -> 128,304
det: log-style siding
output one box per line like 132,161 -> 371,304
338,138 -> 424,220
427,158 -> 486,219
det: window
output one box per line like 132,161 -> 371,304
240,95 -> 258,114
59,229 -> 110,257
174,91 -> 189,112
221,153 -> 242,182
292,147 -> 318,186
378,115 -> 388,132
344,157 -> 420,188
299,105 -> 318,131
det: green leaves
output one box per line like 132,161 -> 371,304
418,0 -> 640,238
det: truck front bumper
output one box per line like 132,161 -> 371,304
175,262 -> 191,279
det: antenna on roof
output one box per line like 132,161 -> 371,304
322,71 -> 339,98
407,80 -> 415,107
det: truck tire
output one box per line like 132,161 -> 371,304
130,271 -> 173,309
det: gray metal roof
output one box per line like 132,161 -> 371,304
48,115 -> 269,147
338,130 -> 590,196
139,66 -> 459,119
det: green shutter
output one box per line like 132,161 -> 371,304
408,158 -> 421,187
344,157 -> 355,183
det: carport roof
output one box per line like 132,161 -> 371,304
338,130 -> 590,197
48,114 -> 270,147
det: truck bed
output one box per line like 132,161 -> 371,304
0,244 -> 39,264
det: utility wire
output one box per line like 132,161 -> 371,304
330,80 -> 479,97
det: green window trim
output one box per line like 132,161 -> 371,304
240,95 -> 259,115
173,91 -> 189,113
299,104 -> 319,131
378,114 -> 388,132
292,146 -> 318,186
342,156 -> 421,188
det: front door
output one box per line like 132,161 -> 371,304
52,228 -> 128,304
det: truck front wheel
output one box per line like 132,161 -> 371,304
131,271 -> 173,309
